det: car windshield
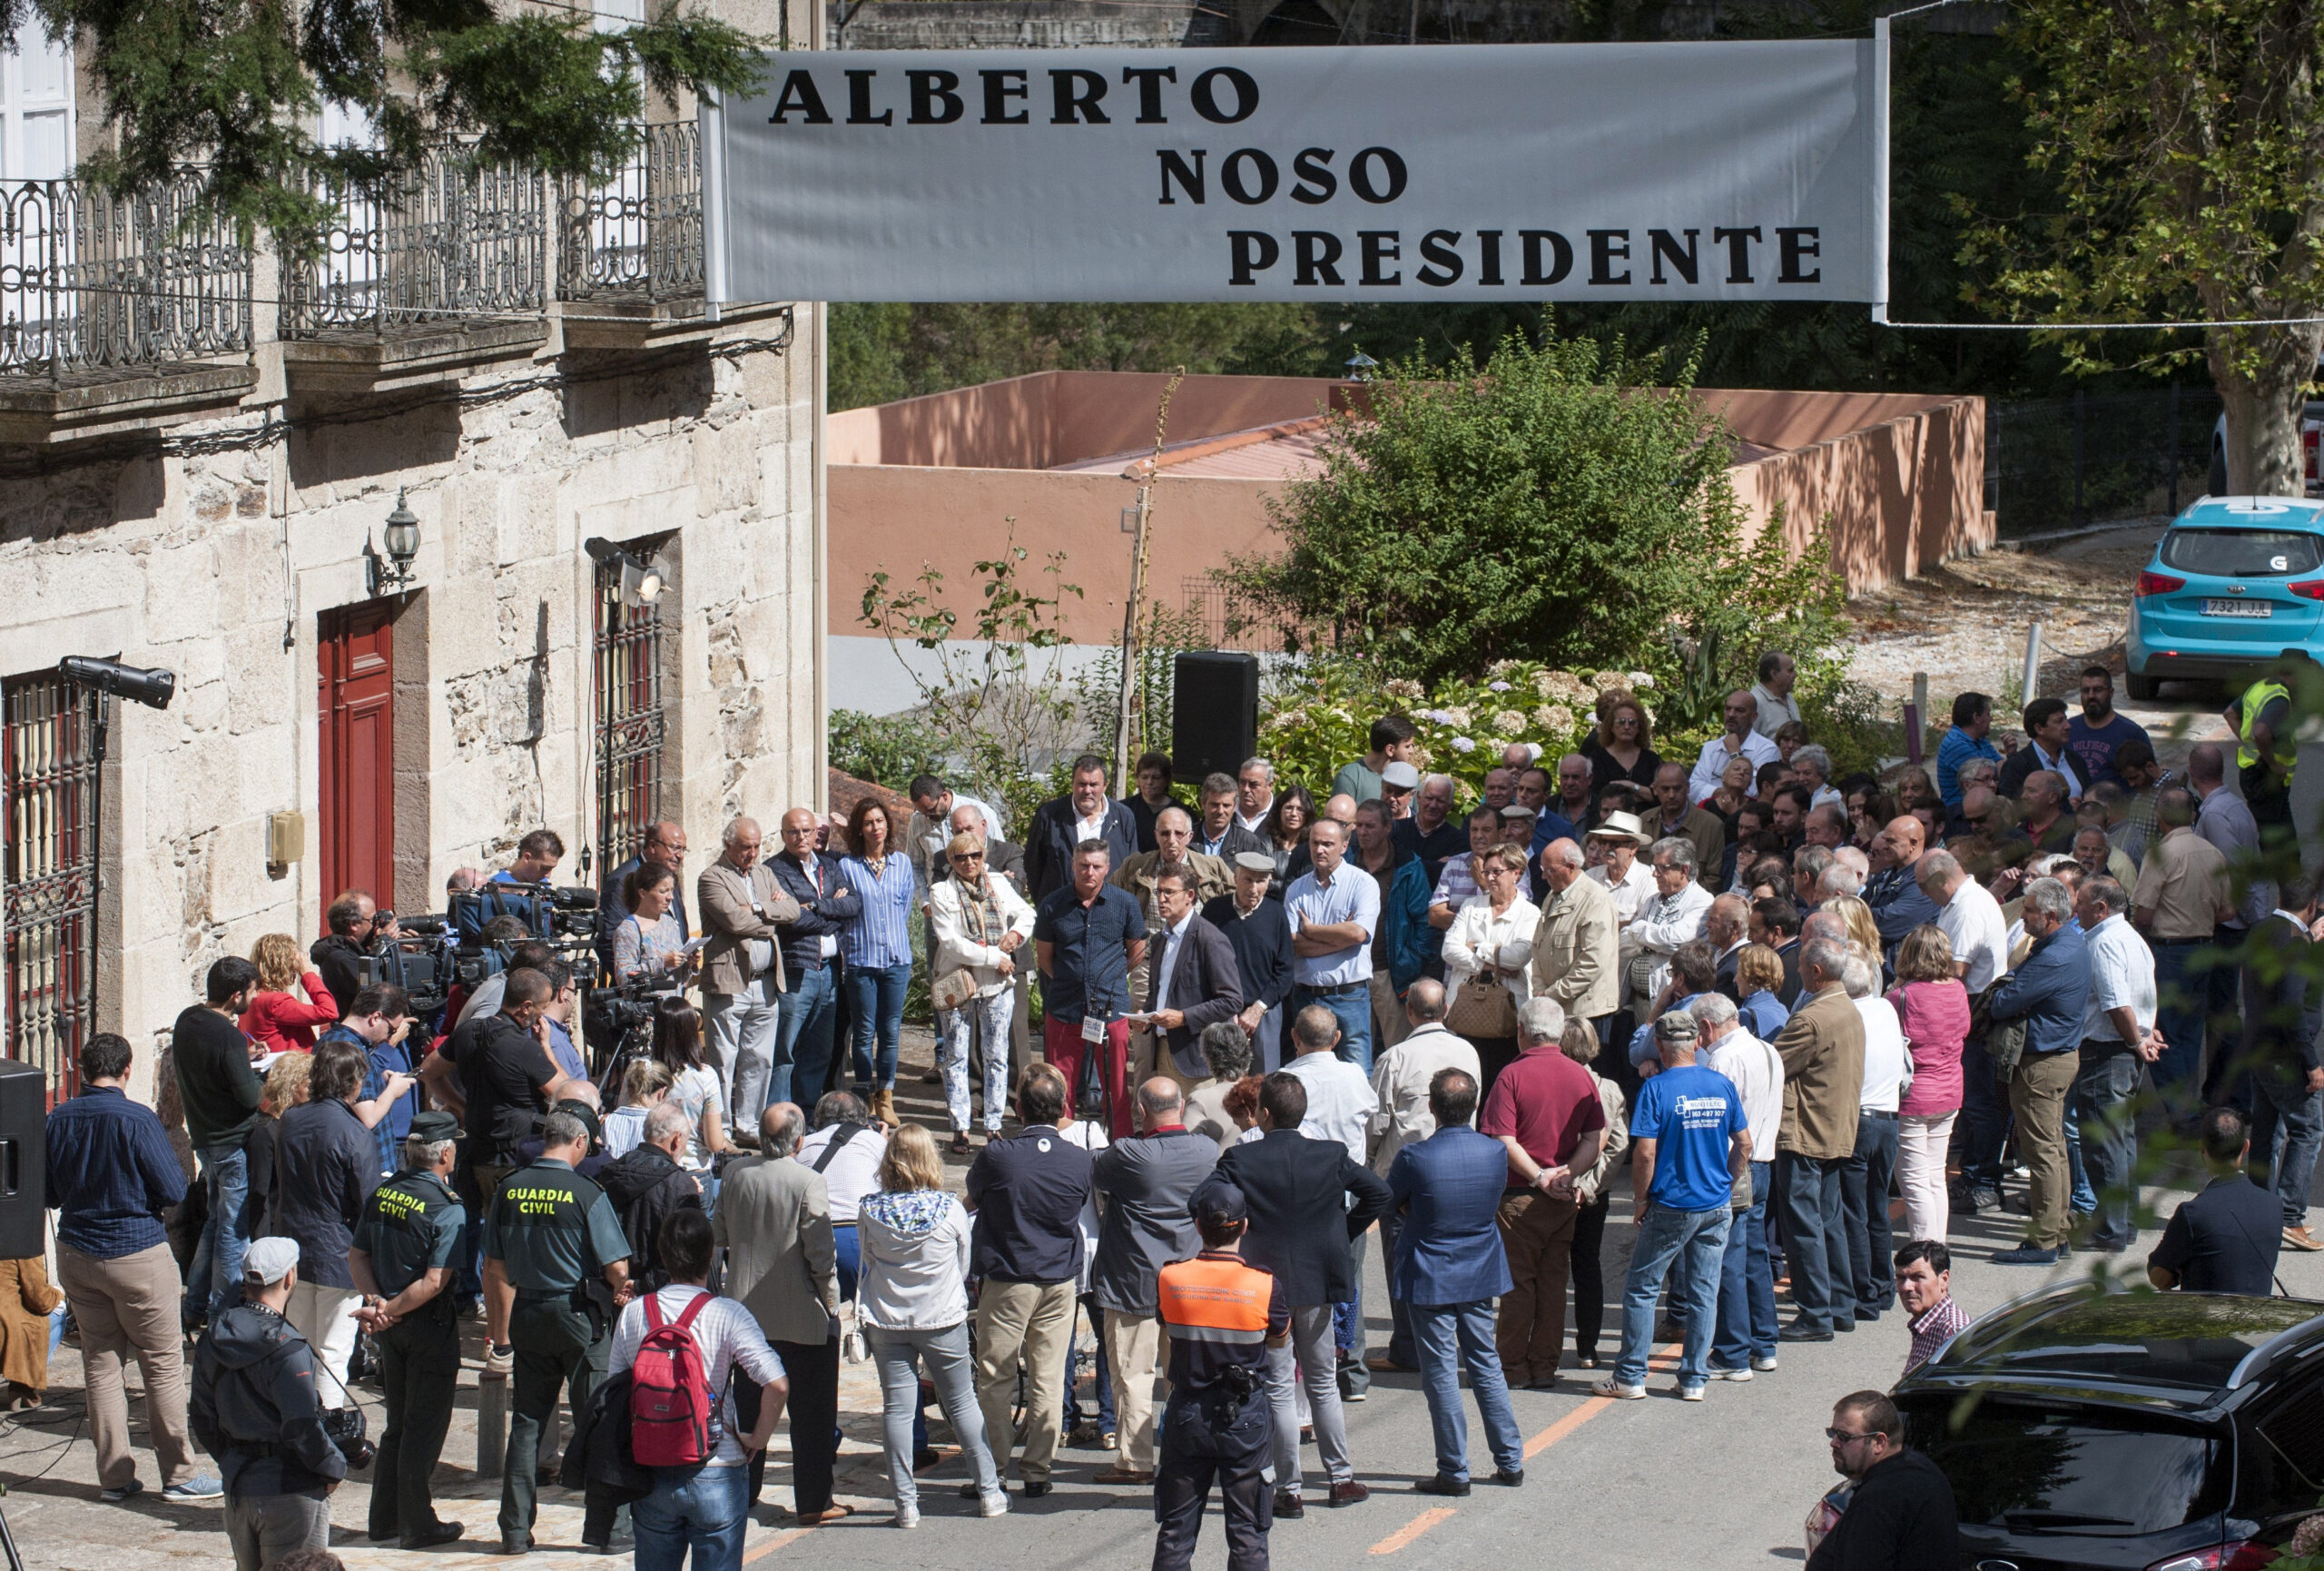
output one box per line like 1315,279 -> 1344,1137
2161,528 -> 2324,577
1905,1398 -> 2227,1536
1936,1295 -> 2311,1392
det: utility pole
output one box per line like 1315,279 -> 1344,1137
1114,368 -> 1184,792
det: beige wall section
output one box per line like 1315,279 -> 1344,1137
830,371 -> 1989,652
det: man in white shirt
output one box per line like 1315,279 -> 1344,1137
1235,758 -> 1276,835
2074,876 -> 2162,1253
1688,690 -> 1783,803
1364,980 -> 1482,1374
1750,652 -> 1802,740
1285,818 -> 1381,1075
1283,1003 -> 1384,1400
1620,837 -> 1714,1006
1692,992 -> 1783,1380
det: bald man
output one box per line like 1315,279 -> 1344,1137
1866,815 -> 1939,950
598,820 -> 691,976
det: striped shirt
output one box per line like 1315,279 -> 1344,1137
842,854 -> 918,969
609,1285 -> 787,1466
1431,851 -> 1481,912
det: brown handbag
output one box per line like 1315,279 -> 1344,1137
1446,973 -> 1518,1039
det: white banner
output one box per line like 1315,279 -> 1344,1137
707,43 -> 1880,304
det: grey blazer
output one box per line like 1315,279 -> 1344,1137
713,1153 -> 840,1345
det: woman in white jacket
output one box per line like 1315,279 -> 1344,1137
927,832 -> 1037,1156
856,1123 -> 1008,1527
1440,844 -> 1540,1090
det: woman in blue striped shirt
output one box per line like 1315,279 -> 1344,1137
842,798 -> 918,1127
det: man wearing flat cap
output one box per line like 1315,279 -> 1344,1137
1203,854 -> 1296,1074
350,1109 -> 468,1549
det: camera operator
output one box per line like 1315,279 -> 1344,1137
449,922 -> 545,1030
444,969 -> 582,1207
311,889 -> 400,1021
496,828 -> 565,886
599,822 -> 692,979
191,1237 -> 349,1571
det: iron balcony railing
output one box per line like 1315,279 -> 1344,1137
280,143 -> 547,339
558,121 -> 704,308
0,173 -> 254,381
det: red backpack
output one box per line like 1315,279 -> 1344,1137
629,1291 -> 716,1467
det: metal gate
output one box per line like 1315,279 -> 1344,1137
593,547 -> 666,874
3,672 -> 96,1097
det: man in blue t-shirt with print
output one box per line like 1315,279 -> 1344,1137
2066,667 -> 2152,793
1593,1009 -> 1751,1405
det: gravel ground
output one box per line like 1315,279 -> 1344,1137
1843,518 -> 2235,761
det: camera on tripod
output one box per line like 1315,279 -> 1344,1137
356,917 -> 452,1016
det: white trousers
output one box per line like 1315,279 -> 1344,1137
1896,1112 -> 1957,1243
285,1280 -> 363,1408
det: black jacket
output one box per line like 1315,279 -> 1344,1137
270,1098 -> 379,1289
561,1368 -> 653,1507
310,934 -> 369,1020
1206,1130 -> 1392,1308
1806,1450 -> 1958,1571
190,1303 -> 350,1497
600,1146 -> 704,1293
1141,914 -> 1246,1080
1023,796 -> 1140,904
763,850 -> 861,980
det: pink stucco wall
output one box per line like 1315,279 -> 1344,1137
829,372 -> 1989,649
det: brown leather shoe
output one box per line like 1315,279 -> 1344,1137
2285,1225 -> 2323,1252
1328,1480 -> 1370,1507
1092,1467 -> 1154,1485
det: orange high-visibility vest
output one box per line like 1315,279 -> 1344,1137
1157,1254 -> 1274,1345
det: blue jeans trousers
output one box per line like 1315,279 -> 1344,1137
1712,1161 -> 1777,1368
773,963 -> 838,1111
1287,984 -> 1372,1075
1613,1202 -> 1730,1389
2073,1046 -> 2143,1248
1838,1113 -> 1897,1319
2150,939 -> 2210,1125
633,1462 -> 748,1571
1777,1153 -> 1846,1334
1379,1211 -> 1417,1368
2250,1067 -> 2324,1229
192,1144 -> 252,1320
847,963 -> 911,1093
1413,1299 -> 1524,1483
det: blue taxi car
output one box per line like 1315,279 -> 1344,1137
2125,495 -> 2324,699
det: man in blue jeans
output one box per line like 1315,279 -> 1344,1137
1285,817 -> 1380,1074
767,807 -> 860,1109
1596,1011 -> 1750,1402
172,956 -> 267,1326
1389,1067 -> 1527,1494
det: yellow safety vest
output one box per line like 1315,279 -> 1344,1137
2236,678 -> 2297,785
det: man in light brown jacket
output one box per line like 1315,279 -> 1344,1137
1530,838 -> 1621,1029
1768,936 -> 1865,1343
699,816 -> 803,1140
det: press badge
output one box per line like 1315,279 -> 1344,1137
1081,1015 -> 1106,1044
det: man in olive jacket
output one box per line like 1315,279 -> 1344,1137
1529,839 -> 1621,1027
1769,937 -> 1865,1342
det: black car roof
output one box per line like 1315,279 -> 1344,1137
1896,1283 -> 2324,1413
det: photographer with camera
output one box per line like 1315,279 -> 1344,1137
348,1110 -> 467,1550
190,1237 -> 350,1571
311,890 -> 400,1019
497,828 -> 565,886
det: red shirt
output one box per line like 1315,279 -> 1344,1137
1479,1043 -> 1609,1183
239,974 -> 342,1053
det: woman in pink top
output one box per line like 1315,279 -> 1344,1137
1886,924 -> 1972,1242
239,933 -> 342,1052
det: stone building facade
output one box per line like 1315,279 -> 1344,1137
0,25 -> 826,1104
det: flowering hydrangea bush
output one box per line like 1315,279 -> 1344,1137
1257,656 -> 1652,806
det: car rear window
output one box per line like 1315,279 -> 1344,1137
1904,1398 -> 2228,1536
2161,528 -> 2324,577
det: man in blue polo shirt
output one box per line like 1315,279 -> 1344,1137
1285,817 -> 1382,1074
1935,693 -> 2003,811
1596,1011 -> 1750,1404
1035,840 -> 1148,1138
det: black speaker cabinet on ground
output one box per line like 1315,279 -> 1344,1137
0,1060 -> 44,1260
1173,652 -> 1260,785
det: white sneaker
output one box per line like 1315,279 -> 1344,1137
1750,1354 -> 1780,1373
893,1504 -> 919,1529
1679,1385 -> 1707,1402
1705,1365 -> 1754,1382
978,1490 -> 1010,1518
1590,1378 -> 1646,1400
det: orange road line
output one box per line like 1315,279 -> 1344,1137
1523,1342 -> 1681,1457
743,1527 -> 815,1562
1369,1506 -> 1457,1554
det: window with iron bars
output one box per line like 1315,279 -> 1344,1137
3,671 -> 96,1100
594,539 -> 671,875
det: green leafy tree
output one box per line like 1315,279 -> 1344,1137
23,0 -> 760,245
1963,0 -> 2324,494
1225,331 -> 1840,689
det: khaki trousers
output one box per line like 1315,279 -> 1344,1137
1494,1190 -> 1579,1385
1371,973 -> 1413,1053
1102,1309 -> 1172,1473
973,1280 -> 1076,1483
56,1241 -> 199,1490
2009,1049 -> 2080,1250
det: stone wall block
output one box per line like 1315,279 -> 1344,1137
223,624 -> 292,736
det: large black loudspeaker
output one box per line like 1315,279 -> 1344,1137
1173,653 -> 1260,784
0,1061 -> 44,1260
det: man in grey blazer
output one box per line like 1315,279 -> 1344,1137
698,817 -> 803,1138
1138,868 -> 1246,1091
714,1102 -> 843,1522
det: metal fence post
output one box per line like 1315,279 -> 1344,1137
2168,381 -> 2181,514
2073,387 -> 2087,528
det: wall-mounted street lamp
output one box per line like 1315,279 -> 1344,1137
585,537 -> 667,608
364,489 -> 422,598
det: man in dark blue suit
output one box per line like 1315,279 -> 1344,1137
1388,1068 -> 1526,1496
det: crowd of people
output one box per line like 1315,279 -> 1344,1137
31,652 -> 2319,1571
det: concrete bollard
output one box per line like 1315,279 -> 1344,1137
477,1371 -> 507,1478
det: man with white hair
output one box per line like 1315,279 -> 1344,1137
698,816 -> 804,1132
1235,757 -> 1276,835
1704,894 -> 1751,1001
1693,994 -> 1783,1380
1793,745 -> 1843,811
1530,839 -> 1622,1042
1393,773 -> 1468,893
2072,876 -> 2162,1256
1480,996 -> 1607,1389
1367,980 -> 1482,1372
1768,937 -> 1865,1341
1985,877 -> 2092,1266
1817,861 -> 1866,903
1620,837 -> 1714,1005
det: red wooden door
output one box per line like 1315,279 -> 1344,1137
318,603 -> 397,916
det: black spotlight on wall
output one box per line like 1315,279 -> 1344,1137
584,536 -> 666,608
56,656 -> 176,711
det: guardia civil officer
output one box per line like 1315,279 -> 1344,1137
349,1109 -> 467,1550
1154,1181 -> 1290,1571
481,1102 -> 632,1555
